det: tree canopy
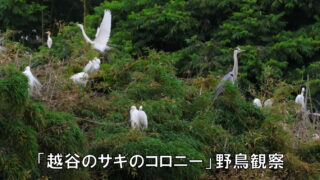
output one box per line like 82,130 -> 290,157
0,0 -> 320,179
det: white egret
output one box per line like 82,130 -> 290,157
77,10 -> 112,53
264,99 -> 273,107
130,106 -> 140,129
23,66 -> 42,96
213,47 -> 245,101
138,106 -> 148,129
95,27 -> 100,38
295,87 -> 306,110
253,98 -> 273,108
130,105 -> 148,130
311,133 -> 319,140
83,57 -> 101,74
70,72 -> 89,87
46,31 -> 52,49
253,98 -> 262,107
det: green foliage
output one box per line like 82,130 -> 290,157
91,134 -> 204,180
1,0 -> 320,179
297,142 -> 320,163
39,111 -> 86,154
0,0 -> 45,31
0,65 -> 88,179
307,79 -> 320,110
216,0 -> 286,45
0,65 -> 39,179
0,64 -> 28,117
214,82 -> 265,134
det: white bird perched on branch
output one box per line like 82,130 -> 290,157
77,10 -> 112,53
253,98 -> 262,107
295,87 -> 306,110
138,106 -> 148,129
70,72 -> 89,87
23,66 -> 42,96
311,133 -> 319,140
130,106 -> 140,129
46,31 -> 52,48
83,57 -> 101,74
264,99 -> 273,107
253,98 -> 273,107
212,47 -> 245,101
130,106 -> 148,130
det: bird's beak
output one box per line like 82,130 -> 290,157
240,49 -> 246,52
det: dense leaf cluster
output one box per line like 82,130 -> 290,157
0,0 -> 320,179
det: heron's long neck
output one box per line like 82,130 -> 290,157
79,26 -> 94,44
48,33 -> 51,39
232,51 -> 238,82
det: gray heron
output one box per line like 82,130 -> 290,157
212,47 -> 245,101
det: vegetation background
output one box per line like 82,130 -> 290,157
0,0 -> 319,179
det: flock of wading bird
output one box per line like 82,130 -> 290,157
0,9 -> 314,131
